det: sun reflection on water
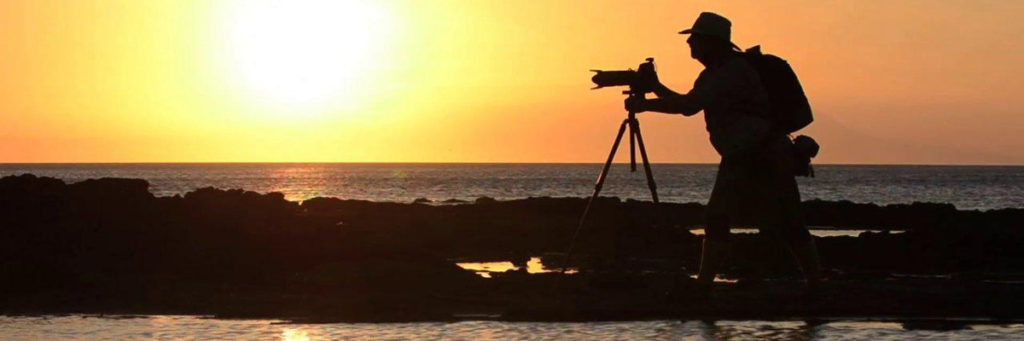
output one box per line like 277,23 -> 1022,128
456,257 -> 576,278
282,328 -> 310,341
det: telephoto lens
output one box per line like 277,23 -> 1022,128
590,58 -> 655,91
590,70 -> 637,89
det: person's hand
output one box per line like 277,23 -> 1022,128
624,96 -> 648,113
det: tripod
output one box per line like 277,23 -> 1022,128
560,90 -> 660,274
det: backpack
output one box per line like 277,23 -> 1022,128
742,46 -> 819,177
741,46 -> 813,134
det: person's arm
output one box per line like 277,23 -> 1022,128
627,70 -> 707,116
626,92 -> 703,116
651,82 -> 682,99
648,92 -> 703,116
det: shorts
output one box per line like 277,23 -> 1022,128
705,135 -> 811,243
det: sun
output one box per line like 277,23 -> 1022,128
226,0 -> 391,109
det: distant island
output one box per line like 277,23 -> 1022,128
2,174 -> 1023,322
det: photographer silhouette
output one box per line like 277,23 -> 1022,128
629,12 -> 823,299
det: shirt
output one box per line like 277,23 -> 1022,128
688,53 -> 772,157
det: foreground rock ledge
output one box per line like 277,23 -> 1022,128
1,174 -> 1022,321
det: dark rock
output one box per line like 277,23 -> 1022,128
2,174 -> 1024,321
475,196 -> 497,204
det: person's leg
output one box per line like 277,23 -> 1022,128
787,233 -> 822,285
756,220 -> 822,286
779,221 -> 824,300
698,215 -> 731,286
767,136 -> 823,285
697,157 -> 744,288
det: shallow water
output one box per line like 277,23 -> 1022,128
1,163 -> 1021,210
2,316 -> 1021,340
689,228 -> 904,238
456,257 -> 560,278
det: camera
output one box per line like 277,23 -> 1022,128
590,57 -> 657,93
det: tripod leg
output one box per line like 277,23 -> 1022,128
629,118 -> 637,172
560,119 -> 630,274
630,118 -> 659,203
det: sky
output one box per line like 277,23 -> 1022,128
2,0 -> 1023,164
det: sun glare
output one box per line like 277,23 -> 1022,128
227,0 -> 391,111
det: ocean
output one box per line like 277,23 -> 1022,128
1,163 -> 1021,210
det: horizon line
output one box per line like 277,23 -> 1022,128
1,162 -> 1022,167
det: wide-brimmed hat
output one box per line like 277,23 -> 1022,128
679,12 -> 740,50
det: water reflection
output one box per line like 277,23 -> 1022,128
690,228 -> 906,238
697,320 -> 819,341
2,316 -> 1024,340
282,328 -> 311,341
266,165 -> 328,201
456,257 -> 575,278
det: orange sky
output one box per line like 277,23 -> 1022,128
2,0 -> 1023,164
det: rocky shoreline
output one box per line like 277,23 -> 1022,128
2,174 -> 1023,322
